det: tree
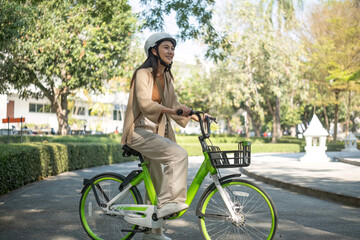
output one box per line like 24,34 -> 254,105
264,0 -> 303,30
1,0 -> 223,135
0,0 -> 138,135
261,0 -> 304,141
174,60 -> 212,113
303,0 -> 360,142
208,0 -> 305,140
139,0 -> 230,61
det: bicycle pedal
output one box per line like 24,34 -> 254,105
152,212 -> 177,221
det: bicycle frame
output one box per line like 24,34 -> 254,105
104,112 -> 232,221
123,148 -> 218,218
80,110 -> 278,239
87,147 -> 218,230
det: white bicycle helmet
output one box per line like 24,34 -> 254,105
144,32 -> 177,57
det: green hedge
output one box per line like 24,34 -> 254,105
326,142 -> 345,151
0,134 -> 121,144
1,133 -> 357,195
0,142 -> 135,195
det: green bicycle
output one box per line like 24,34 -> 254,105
79,110 -> 278,240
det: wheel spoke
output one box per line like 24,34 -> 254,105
79,175 -> 142,240
199,179 -> 277,240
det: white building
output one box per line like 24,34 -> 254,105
0,92 -> 128,134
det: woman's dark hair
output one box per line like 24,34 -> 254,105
129,49 -> 174,88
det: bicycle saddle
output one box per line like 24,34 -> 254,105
122,145 -> 142,157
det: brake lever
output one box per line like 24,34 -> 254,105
205,115 -> 217,124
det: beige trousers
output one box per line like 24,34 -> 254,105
128,126 -> 188,234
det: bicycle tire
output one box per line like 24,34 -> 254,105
197,178 -> 278,240
79,173 -> 143,240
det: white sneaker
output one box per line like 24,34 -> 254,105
142,232 -> 172,240
157,202 -> 188,218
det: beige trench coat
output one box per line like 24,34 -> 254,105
121,68 -> 190,145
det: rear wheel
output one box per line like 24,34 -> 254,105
79,173 -> 143,240
198,178 -> 277,240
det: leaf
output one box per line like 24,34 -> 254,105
79,50 -> 85,60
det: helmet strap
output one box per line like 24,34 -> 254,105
155,47 -> 172,71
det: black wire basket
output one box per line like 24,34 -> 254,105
207,141 -> 251,168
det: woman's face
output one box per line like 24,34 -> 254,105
153,40 -> 175,65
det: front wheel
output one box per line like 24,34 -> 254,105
79,173 -> 143,240
198,178 -> 278,240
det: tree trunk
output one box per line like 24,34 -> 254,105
304,109 -> 308,129
252,111 -> 262,137
275,96 -> 281,140
34,80 -> 70,135
333,90 -> 340,143
290,126 -> 296,137
52,91 -> 70,135
345,91 -> 351,135
253,122 -> 261,137
244,105 -> 261,137
226,116 -> 233,134
271,113 -> 277,143
322,104 -> 329,132
245,112 -> 250,138
266,98 -> 277,143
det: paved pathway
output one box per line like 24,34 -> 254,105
243,151 -> 360,207
0,151 -> 359,239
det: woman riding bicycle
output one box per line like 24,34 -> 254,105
121,32 -> 200,240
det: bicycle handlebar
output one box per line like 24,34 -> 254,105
176,109 -> 216,139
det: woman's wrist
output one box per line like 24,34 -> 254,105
161,107 -> 176,115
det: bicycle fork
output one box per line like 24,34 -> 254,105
211,175 -> 243,223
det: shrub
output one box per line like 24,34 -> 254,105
326,142 -> 345,151
278,137 -> 306,151
0,142 -> 134,195
0,134 -> 123,144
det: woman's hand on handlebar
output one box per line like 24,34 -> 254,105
173,107 -> 214,123
162,106 -> 191,116
191,112 -> 212,122
176,105 -> 192,117
203,113 -> 213,122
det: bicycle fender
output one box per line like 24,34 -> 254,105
195,174 -> 241,217
119,170 -> 142,191
80,172 -> 125,194
219,174 -> 241,182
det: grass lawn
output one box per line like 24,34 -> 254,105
176,135 -> 302,156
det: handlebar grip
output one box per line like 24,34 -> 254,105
176,109 -> 194,116
176,109 -> 183,115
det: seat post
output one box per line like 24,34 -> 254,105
138,154 -> 145,163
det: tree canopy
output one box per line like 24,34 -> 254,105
1,0 -> 359,138
0,0 -> 223,134
0,0 -> 138,134
176,0 -> 305,139
303,0 -> 360,141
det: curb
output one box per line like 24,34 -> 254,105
334,156 -> 360,167
241,168 -> 360,208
